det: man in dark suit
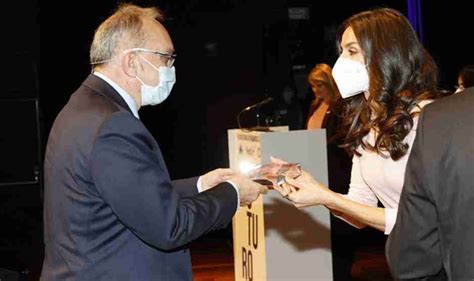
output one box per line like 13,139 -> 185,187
41,4 -> 266,281
386,88 -> 474,280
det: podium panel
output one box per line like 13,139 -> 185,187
261,130 -> 332,281
228,129 -> 268,281
228,128 -> 332,281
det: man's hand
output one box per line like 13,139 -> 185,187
201,168 -> 239,191
229,174 -> 268,206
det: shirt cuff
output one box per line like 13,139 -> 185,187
197,176 -> 204,193
197,176 -> 240,212
384,208 -> 398,235
225,180 -> 240,212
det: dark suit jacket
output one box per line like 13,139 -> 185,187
41,75 -> 238,281
386,89 -> 474,281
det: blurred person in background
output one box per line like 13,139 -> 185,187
455,64 -> 474,93
307,63 -> 356,281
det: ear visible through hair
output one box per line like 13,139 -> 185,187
121,51 -> 140,78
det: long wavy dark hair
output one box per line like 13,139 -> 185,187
336,8 -> 438,160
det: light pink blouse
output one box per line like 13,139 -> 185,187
342,100 -> 432,234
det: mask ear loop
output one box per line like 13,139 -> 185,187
117,49 -> 143,78
90,59 -> 112,65
136,54 -> 161,72
90,50 -> 133,73
90,59 -> 112,73
125,51 -> 148,85
135,54 -> 163,86
135,75 -> 146,86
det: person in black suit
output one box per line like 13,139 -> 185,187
386,88 -> 474,280
41,4 -> 266,281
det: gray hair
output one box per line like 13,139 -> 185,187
90,4 -> 164,67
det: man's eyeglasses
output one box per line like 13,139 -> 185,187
129,48 -> 176,67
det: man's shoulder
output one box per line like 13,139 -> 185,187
72,82 -> 122,116
423,89 -> 474,121
50,80 -> 136,145
62,77 -> 135,129
98,110 -> 143,133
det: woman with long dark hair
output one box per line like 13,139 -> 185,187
279,8 -> 438,235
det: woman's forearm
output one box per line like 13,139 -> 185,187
325,191 -> 386,232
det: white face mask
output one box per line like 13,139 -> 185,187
136,55 -> 176,106
332,57 -> 369,99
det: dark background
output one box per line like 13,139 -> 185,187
40,0 -> 473,179
1,0 -> 472,279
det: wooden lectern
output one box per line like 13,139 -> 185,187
228,128 -> 333,281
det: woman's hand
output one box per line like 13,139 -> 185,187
283,170 -> 333,208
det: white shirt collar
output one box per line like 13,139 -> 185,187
93,72 -> 140,119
